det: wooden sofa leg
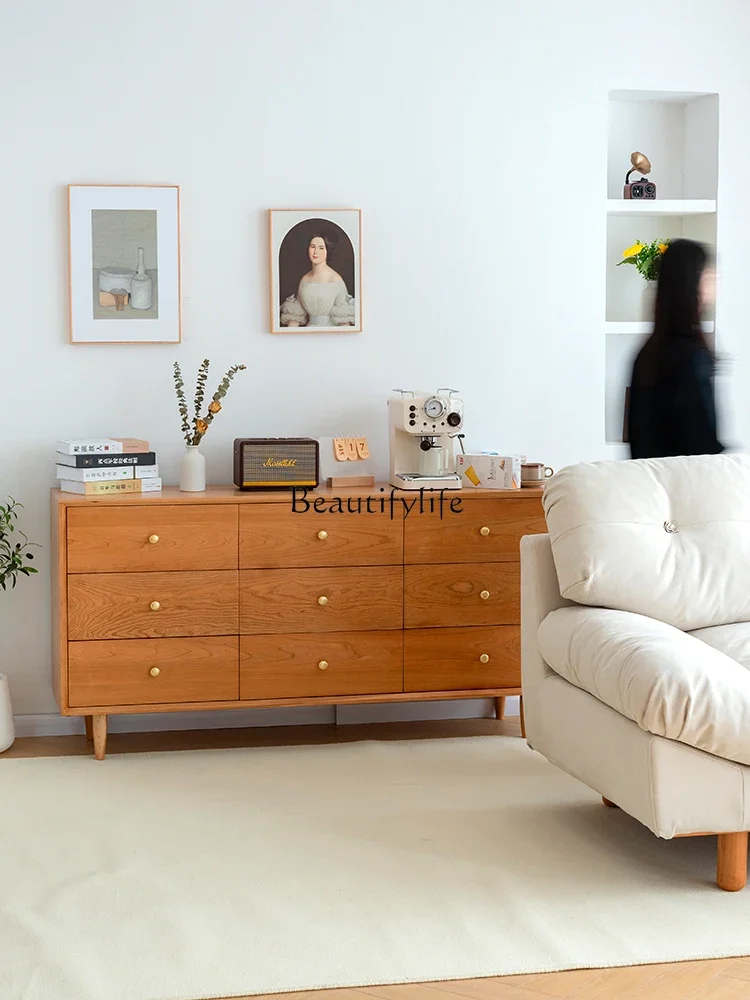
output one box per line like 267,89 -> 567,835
602,797 -> 619,808
519,697 -> 526,739
717,832 -> 748,891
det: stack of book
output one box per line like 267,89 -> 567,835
55,438 -> 163,495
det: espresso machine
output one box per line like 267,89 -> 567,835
387,388 -> 464,490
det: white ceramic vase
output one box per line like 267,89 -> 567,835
179,445 -> 206,492
640,280 -> 656,323
0,673 -> 15,753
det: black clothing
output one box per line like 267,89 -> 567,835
627,337 -> 724,459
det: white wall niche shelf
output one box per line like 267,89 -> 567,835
605,320 -> 714,336
606,199 -> 715,215
603,89 -> 719,445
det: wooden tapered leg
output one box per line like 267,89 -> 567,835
495,696 -> 506,721
92,714 -> 108,761
84,716 -> 93,742
717,832 -> 748,891
602,797 -> 619,808
519,697 -> 526,739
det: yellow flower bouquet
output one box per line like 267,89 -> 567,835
617,238 -> 670,281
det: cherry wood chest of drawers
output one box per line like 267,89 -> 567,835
51,484 -> 546,758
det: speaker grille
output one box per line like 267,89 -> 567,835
238,438 -> 318,487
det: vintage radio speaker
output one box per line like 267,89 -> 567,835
233,437 -> 319,490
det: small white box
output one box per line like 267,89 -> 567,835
456,453 -> 521,489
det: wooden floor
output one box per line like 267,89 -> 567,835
8,716 -> 750,999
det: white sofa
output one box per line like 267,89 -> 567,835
521,454 -> 750,891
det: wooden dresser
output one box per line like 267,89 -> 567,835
51,484 -> 546,759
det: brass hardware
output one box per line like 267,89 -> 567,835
148,534 -> 159,544
480,526 -> 490,536
480,590 -> 490,600
317,530 -> 328,540
149,667 -> 161,677
150,601 -> 161,611
479,653 -> 489,663
317,596 -> 328,606
318,660 -> 328,670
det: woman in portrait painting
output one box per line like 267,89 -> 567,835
280,230 -> 356,328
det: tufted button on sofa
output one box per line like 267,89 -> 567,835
521,454 -> 750,891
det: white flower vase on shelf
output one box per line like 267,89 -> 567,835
640,280 -> 656,323
0,674 -> 15,753
179,445 -> 206,492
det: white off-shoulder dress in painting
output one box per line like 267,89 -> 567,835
281,280 -> 356,327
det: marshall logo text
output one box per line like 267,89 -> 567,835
291,486 -> 462,519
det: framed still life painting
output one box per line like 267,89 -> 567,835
269,209 -> 362,333
67,184 -> 181,344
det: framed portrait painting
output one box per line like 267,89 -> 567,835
269,209 -> 361,333
67,184 -> 181,344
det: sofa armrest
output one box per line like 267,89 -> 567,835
538,606 -> 750,766
520,533 -> 574,744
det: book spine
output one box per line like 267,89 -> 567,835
139,477 -> 162,492
56,439 -> 124,455
55,465 -> 133,483
56,451 -> 157,468
134,465 -> 159,479
59,480 -> 141,495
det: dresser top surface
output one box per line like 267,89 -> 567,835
51,483 -> 545,507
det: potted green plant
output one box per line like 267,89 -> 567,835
0,497 -> 39,751
617,239 -> 671,320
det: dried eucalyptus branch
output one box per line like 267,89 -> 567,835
172,362 -> 192,445
174,360 -> 247,446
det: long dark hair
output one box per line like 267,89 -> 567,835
638,238 -> 714,383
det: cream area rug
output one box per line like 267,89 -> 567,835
3,736 -> 750,1000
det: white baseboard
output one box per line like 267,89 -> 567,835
13,697 -> 520,738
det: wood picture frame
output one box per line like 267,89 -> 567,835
268,209 -> 362,334
67,184 -> 181,344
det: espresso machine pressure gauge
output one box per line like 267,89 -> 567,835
424,396 -> 446,419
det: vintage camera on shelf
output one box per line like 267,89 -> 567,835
623,151 -> 656,200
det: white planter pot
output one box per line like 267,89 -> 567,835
0,674 -> 15,753
179,445 -> 206,492
640,280 -> 656,322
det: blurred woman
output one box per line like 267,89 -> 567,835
627,238 -> 722,458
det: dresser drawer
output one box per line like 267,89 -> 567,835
240,566 -> 403,634
404,626 -> 519,691
239,505 -> 402,568
404,563 -> 518,627
68,636 -> 239,707
404,498 -> 545,564
240,631 -> 402,699
67,505 -> 238,573
68,571 -> 238,640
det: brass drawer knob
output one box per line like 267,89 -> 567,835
148,534 -> 160,544
317,595 -> 328,606
479,653 -> 489,663
318,660 -> 328,670
149,666 -> 161,677
480,590 -> 490,600
150,600 -> 161,611
480,526 -> 490,536
317,530 -> 328,540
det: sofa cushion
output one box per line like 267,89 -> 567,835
689,622 -> 750,668
538,606 -> 750,765
543,454 -> 750,631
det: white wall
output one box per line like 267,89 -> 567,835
2,0 -> 750,724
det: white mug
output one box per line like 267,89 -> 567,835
521,463 -> 554,482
